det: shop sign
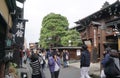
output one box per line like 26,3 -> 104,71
12,19 -> 26,47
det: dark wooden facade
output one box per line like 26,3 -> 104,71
0,0 -> 27,77
74,1 -> 120,62
53,47 -> 81,60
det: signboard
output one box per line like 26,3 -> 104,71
12,19 -> 26,48
76,49 -> 81,56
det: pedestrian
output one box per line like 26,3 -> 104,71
30,54 -> 42,78
46,49 -> 53,59
80,44 -> 91,78
56,49 -> 61,57
26,48 -> 31,62
62,50 -> 68,68
48,51 -> 61,78
36,49 -> 46,78
22,51 -> 27,68
19,48 -> 23,68
101,49 -> 120,78
41,49 -> 46,61
65,50 -> 70,67
40,49 -> 47,69
30,49 -> 34,58
100,45 -> 111,78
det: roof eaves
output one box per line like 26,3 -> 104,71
76,1 -> 120,25
53,47 -> 82,49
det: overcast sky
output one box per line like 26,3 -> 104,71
24,0 -> 117,45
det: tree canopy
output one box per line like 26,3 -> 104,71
39,13 -> 82,48
61,30 -> 82,46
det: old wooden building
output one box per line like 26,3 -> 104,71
0,0 -> 26,78
53,47 -> 81,60
74,1 -> 120,62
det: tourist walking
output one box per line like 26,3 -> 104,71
65,50 -> 70,67
48,51 -> 61,78
36,49 -> 46,78
100,45 -> 111,78
22,51 -> 27,68
63,50 -> 68,68
26,48 -> 31,62
80,45 -> 91,78
101,49 -> 120,78
30,54 -> 43,78
46,49 -> 53,59
55,49 -> 61,57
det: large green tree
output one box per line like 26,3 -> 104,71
61,30 -> 82,46
39,13 -> 82,48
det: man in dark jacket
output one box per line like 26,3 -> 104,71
80,45 -> 91,78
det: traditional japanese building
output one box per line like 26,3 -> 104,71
74,0 -> 120,62
0,0 -> 27,77
53,47 -> 81,60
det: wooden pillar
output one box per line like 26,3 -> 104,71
100,26 -> 105,70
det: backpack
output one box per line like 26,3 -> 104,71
104,56 -> 120,77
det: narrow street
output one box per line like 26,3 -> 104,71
17,61 -> 100,78
44,66 -> 80,78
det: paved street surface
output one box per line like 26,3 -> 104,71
44,62 -> 100,78
44,66 -> 80,78
17,60 -> 100,78
70,61 -> 100,76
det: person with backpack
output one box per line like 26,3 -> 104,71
101,49 -> 120,78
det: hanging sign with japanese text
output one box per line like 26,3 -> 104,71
12,19 -> 26,48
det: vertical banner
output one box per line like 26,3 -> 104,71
12,19 -> 26,48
